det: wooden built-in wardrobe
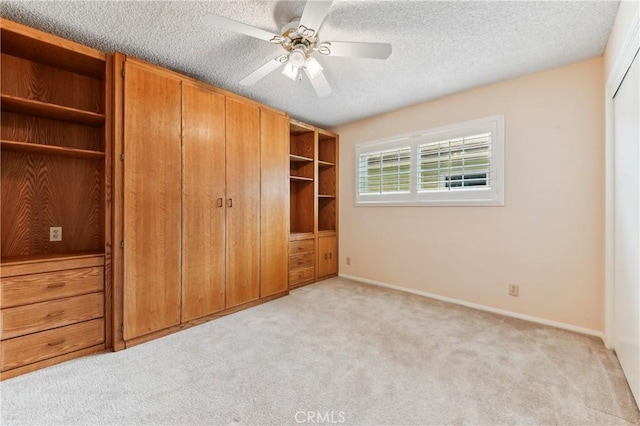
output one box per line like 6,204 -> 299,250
112,55 -> 290,348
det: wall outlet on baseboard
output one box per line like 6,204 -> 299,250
50,227 -> 62,242
346,257 -> 351,265
508,284 -> 519,297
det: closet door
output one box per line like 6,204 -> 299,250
122,60 -> 182,340
181,83 -> 226,321
225,98 -> 260,308
260,109 -> 290,297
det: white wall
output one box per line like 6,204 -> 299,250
334,57 -> 605,332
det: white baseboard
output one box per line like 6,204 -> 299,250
339,273 -> 604,340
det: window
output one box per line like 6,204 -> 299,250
355,115 -> 504,206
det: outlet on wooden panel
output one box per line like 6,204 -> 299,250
49,227 -> 62,242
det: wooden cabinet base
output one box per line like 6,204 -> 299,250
123,290 -> 289,349
0,344 -> 105,380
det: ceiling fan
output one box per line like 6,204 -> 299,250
202,0 -> 392,97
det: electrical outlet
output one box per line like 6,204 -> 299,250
346,257 -> 351,265
50,227 -> 62,242
508,284 -> 519,297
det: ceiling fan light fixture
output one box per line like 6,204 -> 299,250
282,62 -> 299,81
289,49 -> 306,68
304,57 -> 323,79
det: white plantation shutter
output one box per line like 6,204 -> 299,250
418,133 -> 492,191
358,147 -> 411,194
355,115 -> 504,206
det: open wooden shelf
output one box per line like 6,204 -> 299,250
1,18 -> 106,78
1,250 -> 105,267
290,231 -> 315,241
290,154 -> 313,163
290,175 -> 314,182
1,140 -> 105,159
1,94 -> 105,127
318,160 -> 335,167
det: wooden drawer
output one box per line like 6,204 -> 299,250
289,267 -> 314,286
1,293 -> 104,340
1,267 -> 104,309
289,252 -> 314,270
289,239 -> 314,255
1,318 -> 104,371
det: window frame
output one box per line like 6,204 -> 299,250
355,115 -> 505,207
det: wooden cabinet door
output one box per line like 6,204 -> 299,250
123,60 -> 182,340
181,82 -> 226,321
225,98 -> 260,308
318,236 -> 338,278
260,109 -> 290,297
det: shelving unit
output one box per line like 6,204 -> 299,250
0,18 -> 110,380
288,119 -> 339,288
317,130 -> 338,234
289,120 -> 316,236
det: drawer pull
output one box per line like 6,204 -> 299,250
46,310 -> 65,318
217,198 -> 223,208
47,338 -> 66,347
47,282 -> 66,289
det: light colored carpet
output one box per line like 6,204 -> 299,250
1,277 -> 638,425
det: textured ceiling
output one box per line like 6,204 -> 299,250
1,1 -> 619,128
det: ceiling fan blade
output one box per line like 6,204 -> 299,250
202,14 -> 281,43
299,1 -> 333,34
324,41 -> 392,59
239,57 -> 286,86
306,69 -> 332,97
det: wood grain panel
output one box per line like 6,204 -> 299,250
290,132 -> 315,158
1,293 -> 104,339
318,197 -> 336,232
289,239 -> 314,255
318,236 -> 338,278
318,166 -> 336,196
289,252 -> 314,270
1,53 -> 103,113
260,109 -> 289,297
122,59 -> 181,340
290,180 -> 314,233
0,344 -> 104,380
1,266 -> 104,308
225,97 -> 260,308
0,95 -> 105,127
181,82 -> 226,322
111,52 -> 125,351
1,18 -> 106,78
0,318 -> 104,371
318,133 -> 337,163
0,112 -> 103,151
289,267 -> 314,287
103,53 -> 113,349
1,152 -> 102,257
0,253 -> 104,277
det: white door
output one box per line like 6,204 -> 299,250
614,51 -> 640,405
